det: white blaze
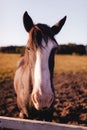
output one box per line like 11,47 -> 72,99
32,39 -> 57,109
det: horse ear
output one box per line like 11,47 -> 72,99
51,16 -> 67,35
23,11 -> 34,32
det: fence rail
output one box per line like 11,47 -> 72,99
0,116 -> 87,130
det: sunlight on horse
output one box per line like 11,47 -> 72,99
14,11 -> 67,119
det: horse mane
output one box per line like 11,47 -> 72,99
23,24 -> 57,67
28,24 -> 56,48
36,24 -> 56,45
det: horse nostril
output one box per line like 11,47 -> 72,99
32,94 -> 41,104
32,94 -> 37,103
50,95 -> 54,104
49,96 -> 54,104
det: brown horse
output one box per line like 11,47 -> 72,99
14,11 -> 67,119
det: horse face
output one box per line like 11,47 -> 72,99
31,39 -> 57,110
23,12 -> 67,110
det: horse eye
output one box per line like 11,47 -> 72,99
26,47 -> 30,51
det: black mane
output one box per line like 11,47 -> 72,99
30,24 -> 57,48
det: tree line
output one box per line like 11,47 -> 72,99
0,43 -> 87,55
0,46 -> 25,55
56,43 -> 86,55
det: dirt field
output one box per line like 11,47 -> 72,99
0,73 -> 87,127
0,54 -> 87,127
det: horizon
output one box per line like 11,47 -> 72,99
0,0 -> 87,47
0,42 -> 87,48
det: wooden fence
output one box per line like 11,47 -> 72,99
0,116 -> 87,130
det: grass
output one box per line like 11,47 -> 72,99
0,53 -> 20,82
0,53 -> 87,83
54,55 -> 87,74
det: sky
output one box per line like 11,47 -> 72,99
0,0 -> 87,47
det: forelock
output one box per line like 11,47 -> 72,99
36,24 -> 54,41
28,23 -> 56,49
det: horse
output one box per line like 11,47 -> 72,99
14,11 -> 67,119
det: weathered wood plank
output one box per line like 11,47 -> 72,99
0,116 -> 87,130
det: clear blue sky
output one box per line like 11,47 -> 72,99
0,0 -> 87,46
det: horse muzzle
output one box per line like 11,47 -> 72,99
31,92 -> 54,110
